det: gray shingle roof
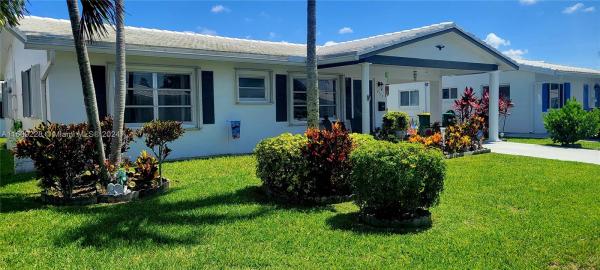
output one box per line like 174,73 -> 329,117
316,22 -> 456,57
15,16 -> 307,57
515,59 -> 600,76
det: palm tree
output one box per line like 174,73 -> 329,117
306,0 -> 319,128
66,0 -> 115,183
110,0 -> 126,165
0,0 -> 26,28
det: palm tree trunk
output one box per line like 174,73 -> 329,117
306,0 -> 319,128
66,0 -> 110,183
110,0 -> 126,165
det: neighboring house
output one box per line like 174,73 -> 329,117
0,16 -> 529,164
442,59 -> 600,134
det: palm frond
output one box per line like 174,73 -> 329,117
79,0 -> 116,41
0,0 -> 27,28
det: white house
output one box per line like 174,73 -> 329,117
0,16 -> 540,164
388,60 -> 600,135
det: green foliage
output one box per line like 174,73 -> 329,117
590,108 -> 600,138
13,122 -> 97,199
302,124 -> 353,197
100,116 -> 135,155
349,133 -> 375,149
254,133 -> 308,199
137,120 -> 185,179
377,111 -> 410,142
130,150 -> 159,190
544,99 -> 599,145
350,141 -> 446,219
0,0 -> 27,28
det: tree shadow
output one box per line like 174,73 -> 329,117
0,192 -> 44,213
52,185 -> 276,249
0,172 -> 36,188
326,212 -> 432,235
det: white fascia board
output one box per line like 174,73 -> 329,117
24,38 -> 306,66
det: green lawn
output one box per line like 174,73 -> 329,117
506,137 -> 600,150
1,154 -> 599,269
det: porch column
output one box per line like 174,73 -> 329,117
361,62 -> 371,134
488,70 -> 500,142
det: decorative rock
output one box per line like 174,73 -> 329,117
107,183 -> 116,195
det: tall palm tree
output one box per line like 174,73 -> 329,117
306,0 -> 319,128
110,0 -> 125,165
0,0 -> 26,28
66,0 -> 115,182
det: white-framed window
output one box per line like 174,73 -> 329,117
482,85 -> 511,100
125,71 -> 193,124
399,90 -> 419,106
290,75 -> 338,122
235,69 -> 271,104
442,88 -> 457,100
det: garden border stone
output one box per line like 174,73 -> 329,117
262,186 -> 353,205
358,209 -> 432,229
445,148 -> 491,159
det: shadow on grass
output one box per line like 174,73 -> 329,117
0,172 -> 36,188
50,185 -> 335,249
326,212 -> 432,235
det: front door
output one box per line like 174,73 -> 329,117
351,79 -> 373,133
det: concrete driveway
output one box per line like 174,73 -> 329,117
485,141 -> 600,165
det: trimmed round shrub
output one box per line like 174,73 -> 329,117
544,99 -> 599,145
350,141 -> 446,220
349,133 -> 376,149
254,133 -> 308,198
377,111 -> 410,142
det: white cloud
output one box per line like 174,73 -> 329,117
324,41 -> 338,46
484,33 -> 511,49
197,26 -> 217,36
563,3 -> 585,14
268,32 -> 277,39
519,0 -> 537,5
583,6 -> 596,12
338,27 -> 353,34
211,5 -> 230,13
502,49 -> 528,60
259,11 -> 270,19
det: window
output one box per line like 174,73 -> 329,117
399,90 -> 419,106
236,69 -> 271,103
500,85 -> 510,100
442,88 -> 458,99
482,85 -> 510,100
548,83 -> 562,109
292,77 -> 337,121
125,71 -> 192,124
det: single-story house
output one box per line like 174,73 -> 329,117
388,61 -> 600,135
0,16 -> 553,167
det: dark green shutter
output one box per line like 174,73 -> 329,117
201,71 -> 215,124
275,74 -> 287,122
345,78 -> 352,120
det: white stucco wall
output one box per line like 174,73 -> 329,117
443,70 -> 600,134
47,51 -> 312,160
386,82 -> 428,123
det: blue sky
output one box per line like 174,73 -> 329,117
27,0 -> 600,69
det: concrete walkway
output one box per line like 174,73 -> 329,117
484,141 -> 600,165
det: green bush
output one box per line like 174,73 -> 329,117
377,111 -> 410,142
544,99 -> 599,145
350,141 -> 446,220
254,133 -> 308,198
349,133 -> 375,149
137,120 -> 185,180
590,109 -> 600,138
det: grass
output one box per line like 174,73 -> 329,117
0,138 -> 14,176
1,154 -> 599,269
505,137 -> 600,150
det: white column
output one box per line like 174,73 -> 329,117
488,70 -> 500,142
428,80 -> 442,123
361,62 -> 371,134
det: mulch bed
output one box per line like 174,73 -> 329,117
40,179 -> 171,206
262,186 -> 353,205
